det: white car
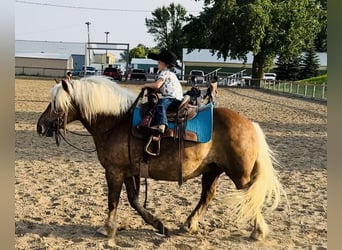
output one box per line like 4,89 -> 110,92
264,73 -> 277,82
80,66 -> 96,77
188,70 -> 206,85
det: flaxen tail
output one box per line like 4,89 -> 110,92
226,122 -> 282,224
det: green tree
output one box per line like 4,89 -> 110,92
275,55 -> 303,81
145,3 -> 187,60
185,0 -> 324,86
301,47 -> 320,79
119,45 -> 160,63
118,50 -> 129,63
145,47 -> 160,56
129,45 -> 146,60
314,0 -> 327,52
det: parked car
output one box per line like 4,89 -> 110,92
80,66 -> 96,77
72,69 -> 81,76
264,73 -> 277,84
103,66 -> 122,81
129,69 -> 147,81
188,70 -> 205,85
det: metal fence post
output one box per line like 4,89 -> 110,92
312,84 -> 316,98
304,84 -> 308,97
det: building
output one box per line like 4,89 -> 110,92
15,40 -> 86,76
93,52 -> 116,65
15,52 -> 73,77
131,58 -> 157,73
182,49 -> 254,77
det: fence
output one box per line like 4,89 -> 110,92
237,78 -> 327,101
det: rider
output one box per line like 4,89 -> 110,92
65,71 -> 73,82
143,50 -> 183,134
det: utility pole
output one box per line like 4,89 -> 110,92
85,22 -> 91,66
105,31 -> 110,64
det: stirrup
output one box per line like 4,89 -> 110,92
144,135 -> 161,156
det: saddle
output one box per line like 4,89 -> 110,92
130,87 -> 214,185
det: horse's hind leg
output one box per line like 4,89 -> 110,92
124,176 -> 170,236
250,210 -> 269,240
181,164 -> 222,234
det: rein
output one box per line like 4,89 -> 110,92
128,88 -> 149,208
128,88 -> 146,167
65,129 -> 92,136
56,128 -> 97,153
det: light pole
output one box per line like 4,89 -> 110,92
105,31 -> 110,64
85,22 -> 91,65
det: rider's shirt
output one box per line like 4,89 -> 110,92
158,69 -> 183,101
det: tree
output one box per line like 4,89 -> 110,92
185,0 -> 324,86
118,45 -> 160,63
274,55 -> 303,81
118,44 -> 146,63
145,3 -> 187,60
301,47 -> 320,79
129,45 -> 146,60
118,50 -> 129,63
314,0 -> 327,52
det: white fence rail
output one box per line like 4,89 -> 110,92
218,78 -> 327,101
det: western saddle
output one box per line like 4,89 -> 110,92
131,86 -> 212,185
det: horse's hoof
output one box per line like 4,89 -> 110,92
250,232 -> 264,241
179,224 -> 198,234
104,223 -> 116,238
96,227 -> 108,237
157,226 -> 171,237
250,224 -> 269,241
106,238 -> 117,248
250,229 -> 268,241
178,226 -> 189,234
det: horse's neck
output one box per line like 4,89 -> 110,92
80,112 -> 130,139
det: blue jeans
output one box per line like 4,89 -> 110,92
153,98 -> 176,127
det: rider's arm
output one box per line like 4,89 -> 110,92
143,78 -> 164,89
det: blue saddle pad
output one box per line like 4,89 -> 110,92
132,102 -> 214,143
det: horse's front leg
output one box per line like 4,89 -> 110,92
102,169 -> 124,239
124,176 -> 170,236
182,165 -> 222,234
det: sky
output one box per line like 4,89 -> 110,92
15,0 -> 204,48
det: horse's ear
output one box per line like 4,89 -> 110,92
61,80 -> 70,94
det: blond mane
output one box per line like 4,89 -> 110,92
50,76 -> 136,121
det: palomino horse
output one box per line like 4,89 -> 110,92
37,76 -> 282,241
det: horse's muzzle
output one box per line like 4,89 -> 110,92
37,124 -> 44,135
37,122 -> 55,137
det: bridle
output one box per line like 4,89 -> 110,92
51,109 -> 97,153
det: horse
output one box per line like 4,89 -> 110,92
36,76 -> 282,241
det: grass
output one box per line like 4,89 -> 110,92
298,74 -> 327,85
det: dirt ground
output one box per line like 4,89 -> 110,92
15,78 -> 327,249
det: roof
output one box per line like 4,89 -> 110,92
16,40 -> 86,55
131,58 -> 157,65
183,48 -> 327,67
183,49 -> 254,64
15,52 -> 71,60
